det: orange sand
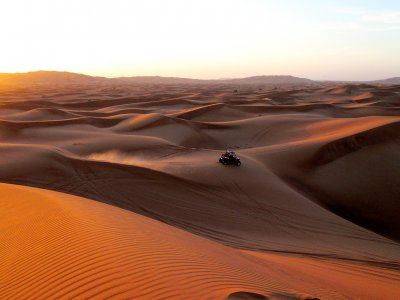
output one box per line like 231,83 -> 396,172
1,74 -> 400,299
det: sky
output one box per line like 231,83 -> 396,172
1,0 -> 400,80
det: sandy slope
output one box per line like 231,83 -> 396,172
1,183 -> 399,300
1,81 -> 400,299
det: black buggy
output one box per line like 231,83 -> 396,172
219,150 -> 241,166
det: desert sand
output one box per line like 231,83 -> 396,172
0,74 -> 400,299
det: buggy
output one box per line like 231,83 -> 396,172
219,150 -> 241,166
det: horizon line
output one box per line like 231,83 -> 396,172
0,69 -> 399,82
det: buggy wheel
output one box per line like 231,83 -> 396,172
236,161 -> 241,166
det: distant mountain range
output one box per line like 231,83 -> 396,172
0,71 -> 399,87
369,77 -> 400,85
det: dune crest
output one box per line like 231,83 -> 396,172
2,183 -> 399,299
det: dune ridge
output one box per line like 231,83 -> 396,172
1,183 -> 399,299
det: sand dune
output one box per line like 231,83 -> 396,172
1,183 -> 399,299
1,80 -> 400,299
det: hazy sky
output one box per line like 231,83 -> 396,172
1,0 -> 400,80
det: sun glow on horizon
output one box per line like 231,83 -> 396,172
1,0 -> 400,80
